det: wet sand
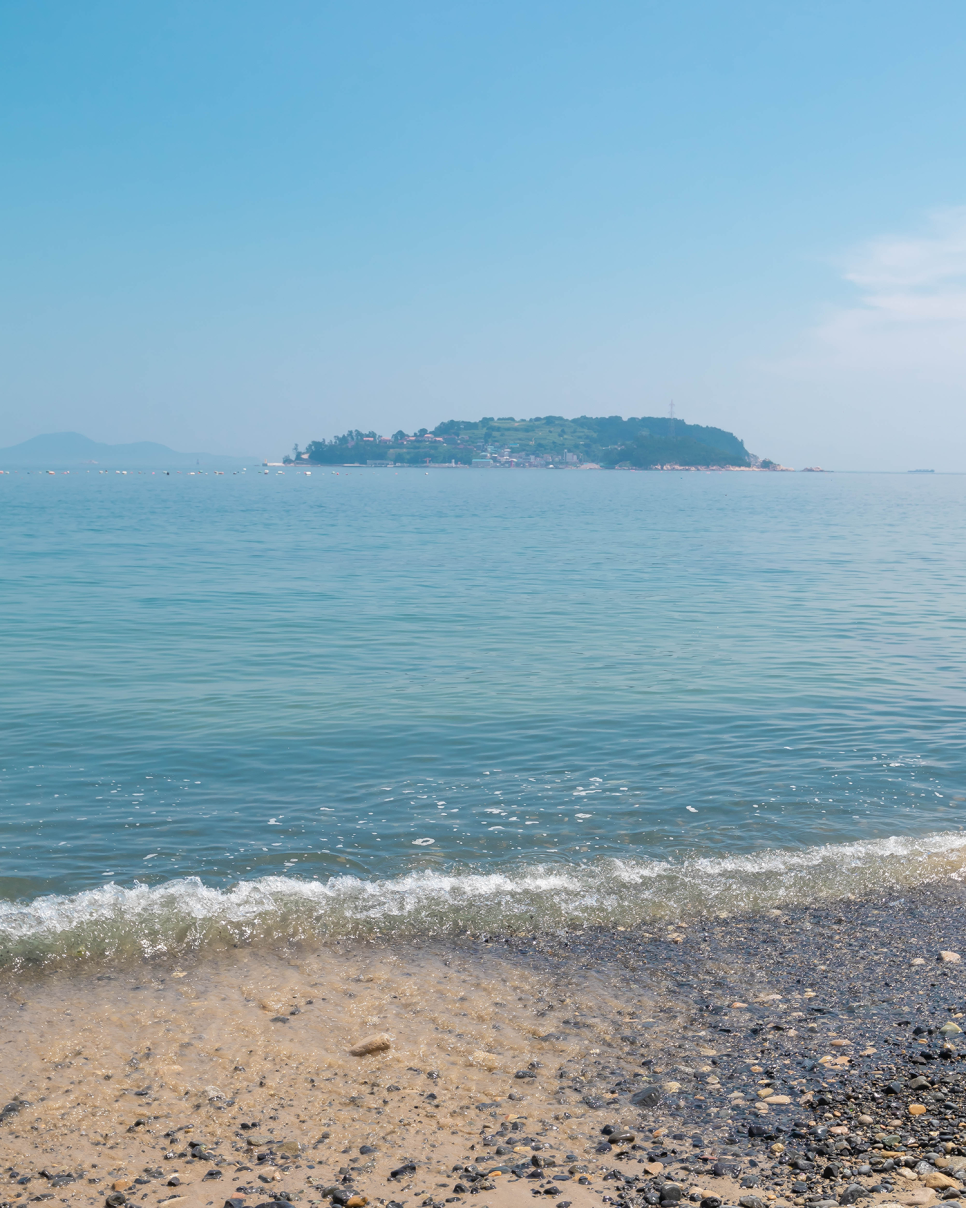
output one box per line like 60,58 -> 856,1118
3,883 -> 966,1208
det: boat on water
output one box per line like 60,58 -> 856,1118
909,468 -> 935,473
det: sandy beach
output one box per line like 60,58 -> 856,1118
3,884 -> 966,1208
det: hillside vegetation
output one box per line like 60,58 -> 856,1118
302,414 -> 753,468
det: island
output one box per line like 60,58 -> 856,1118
290,414 -> 789,470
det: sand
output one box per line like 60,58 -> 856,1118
2,884 -> 966,1208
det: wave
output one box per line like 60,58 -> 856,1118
2,830 -> 966,967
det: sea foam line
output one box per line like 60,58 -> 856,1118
1,830 -> 965,965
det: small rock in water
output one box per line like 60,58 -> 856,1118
630,1085 -> 662,1107
348,1033 -> 392,1056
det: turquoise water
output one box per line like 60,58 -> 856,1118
2,467 -> 966,957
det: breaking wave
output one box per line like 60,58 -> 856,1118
2,830 -> 966,967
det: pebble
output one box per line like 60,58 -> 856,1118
348,1034 -> 392,1056
923,1174 -> 961,1190
939,951 -> 962,963
630,1085 -> 662,1106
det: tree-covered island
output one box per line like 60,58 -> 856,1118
292,414 -> 787,469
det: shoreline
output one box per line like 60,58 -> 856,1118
2,884 -> 966,1208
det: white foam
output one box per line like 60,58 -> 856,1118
2,829 -> 965,965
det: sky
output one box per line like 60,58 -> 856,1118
2,2 -> 966,469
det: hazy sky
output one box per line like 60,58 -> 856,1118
2,1 -> 966,469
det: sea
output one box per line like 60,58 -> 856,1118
2,464 -> 966,967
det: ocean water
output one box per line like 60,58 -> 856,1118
2,466 -> 966,962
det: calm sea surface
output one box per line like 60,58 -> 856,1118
2,467 -> 966,958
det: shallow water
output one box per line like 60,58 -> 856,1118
2,467 -> 966,958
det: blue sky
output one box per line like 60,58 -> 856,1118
2,1 -> 966,468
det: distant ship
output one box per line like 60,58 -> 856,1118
909,468 -> 935,473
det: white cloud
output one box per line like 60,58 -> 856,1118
753,208 -> 966,469
804,207 -> 966,372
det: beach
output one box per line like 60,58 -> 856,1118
3,473 -> 966,1208
3,883 -> 966,1208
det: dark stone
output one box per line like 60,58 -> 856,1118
738,1197 -> 765,1208
269,1016 -> 289,1023
105,1197 -> 126,1208
630,1085 -> 662,1109
203,1170 -> 224,1181
583,1096 -> 607,1109
839,1186 -> 868,1205
389,1164 -> 417,1180
360,1146 -> 376,1155
515,1070 -> 537,1079
660,1184 -> 683,1203
701,1199 -> 722,1208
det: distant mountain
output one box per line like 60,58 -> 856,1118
0,432 -> 254,468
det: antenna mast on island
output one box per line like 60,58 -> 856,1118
668,400 -> 675,439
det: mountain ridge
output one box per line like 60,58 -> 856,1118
0,432 -> 253,467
